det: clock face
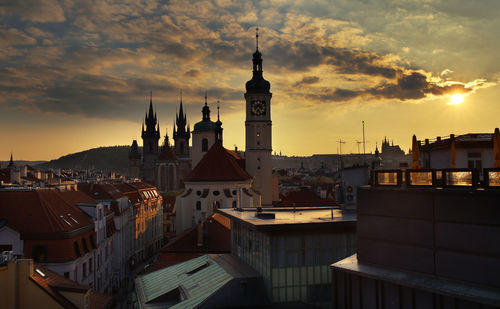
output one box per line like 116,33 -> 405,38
251,100 -> 266,116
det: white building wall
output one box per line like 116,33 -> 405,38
0,227 -> 23,255
192,132 -> 215,168
176,181 -> 256,234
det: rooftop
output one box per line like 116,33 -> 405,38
136,254 -> 260,309
217,207 -> 355,231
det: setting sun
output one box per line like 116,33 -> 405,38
449,93 -> 464,105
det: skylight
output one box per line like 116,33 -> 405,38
68,213 -> 79,224
186,262 -> 210,276
35,268 -> 47,278
60,215 -> 72,226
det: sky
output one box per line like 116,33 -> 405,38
1,0 -> 499,161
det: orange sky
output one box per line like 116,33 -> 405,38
1,0 -> 499,161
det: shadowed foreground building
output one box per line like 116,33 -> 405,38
218,207 -> 356,308
331,184 -> 500,308
0,258 -> 111,309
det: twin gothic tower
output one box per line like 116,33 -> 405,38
129,31 -> 273,205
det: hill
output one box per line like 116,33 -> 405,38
37,146 -> 134,174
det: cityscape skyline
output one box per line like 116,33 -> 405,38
1,0 -> 499,161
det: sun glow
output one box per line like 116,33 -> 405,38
448,93 -> 464,105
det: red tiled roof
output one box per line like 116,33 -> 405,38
185,141 -> 251,182
161,214 -> 230,254
280,189 -> 336,207
78,183 -> 125,200
158,145 -> 178,161
0,189 -> 94,235
151,214 -> 230,272
32,264 -> 111,309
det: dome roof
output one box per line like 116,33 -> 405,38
245,77 -> 270,94
193,120 -> 217,132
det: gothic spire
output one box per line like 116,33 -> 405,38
8,152 -> 14,168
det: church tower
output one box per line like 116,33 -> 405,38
141,94 -> 160,183
245,29 -> 273,206
173,94 -> 190,158
128,140 -> 141,178
173,93 -> 192,186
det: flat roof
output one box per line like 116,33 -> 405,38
217,207 -> 356,231
332,254 -> 500,307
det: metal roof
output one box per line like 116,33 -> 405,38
135,255 -> 233,308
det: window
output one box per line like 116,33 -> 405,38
180,142 -> 184,154
89,235 -> 96,249
89,258 -> 93,272
213,190 -> 220,196
232,201 -> 237,208
74,241 -> 81,257
202,138 -> 208,152
81,238 -> 89,253
32,245 -> 48,263
196,201 -> 201,211
64,272 -> 70,278
83,262 -> 87,278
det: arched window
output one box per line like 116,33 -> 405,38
232,201 -> 237,208
196,201 -> 201,211
202,138 -> 208,152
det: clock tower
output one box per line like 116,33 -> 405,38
245,29 -> 273,206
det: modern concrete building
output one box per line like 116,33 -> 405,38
331,182 -> 500,308
218,207 -> 357,308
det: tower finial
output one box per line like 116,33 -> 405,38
256,27 -> 259,51
217,100 -> 220,121
180,89 -> 182,103
150,90 -> 152,103
204,91 -> 207,106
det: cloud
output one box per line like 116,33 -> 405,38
0,0 -> 65,22
295,76 -> 319,86
184,69 -> 201,77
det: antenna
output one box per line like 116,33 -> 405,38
356,141 -> 362,154
362,121 -> 366,165
336,139 -> 346,155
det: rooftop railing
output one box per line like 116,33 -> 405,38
372,168 -> 500,189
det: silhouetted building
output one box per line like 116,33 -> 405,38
141,96 -> 161,183
191,94 -> 219,168
331,185 -> 500,307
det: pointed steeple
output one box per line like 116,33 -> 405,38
173,89 -> 190,141
8,152 -> 14,168
215,100 -> 223,142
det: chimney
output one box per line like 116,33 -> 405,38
197,221 -> 204,247
235,146 -> 238,152
425,139 -> 429,145
437,136 -> 441,142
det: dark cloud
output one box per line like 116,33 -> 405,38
319,71 -> 477,102
0,0 -> 65,22
295,76 -> 319,86
184,69 -> 200,77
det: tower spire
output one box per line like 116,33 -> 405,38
204,91 -> 207,106
217,100 -> 220,121
256,27 -> 259,51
